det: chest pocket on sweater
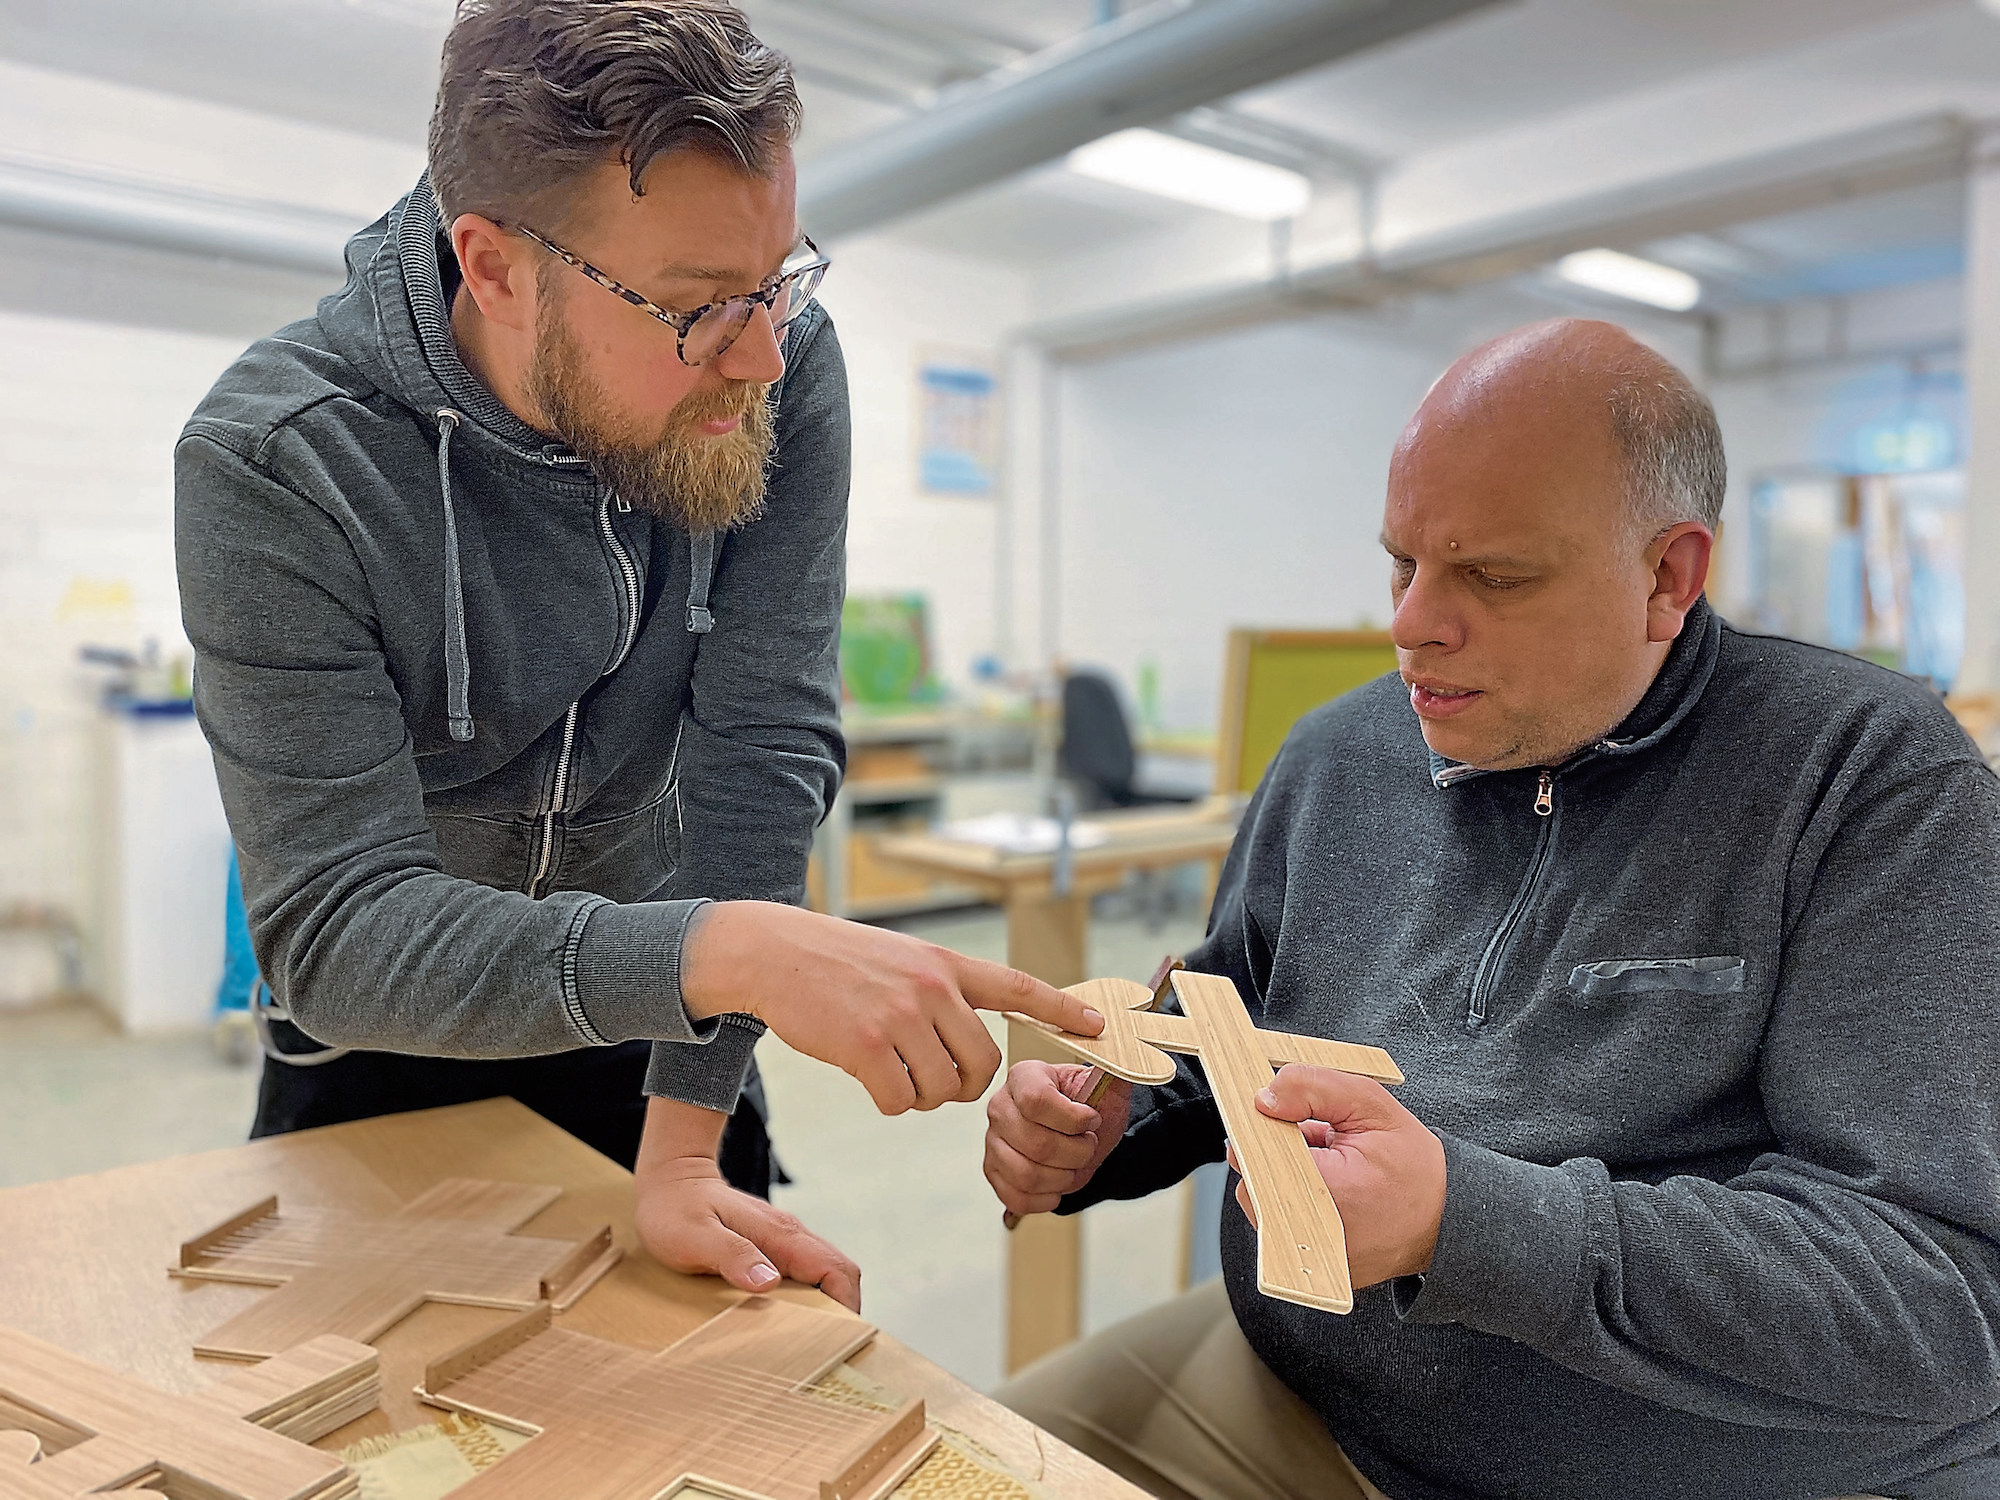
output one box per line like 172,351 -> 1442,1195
1566,955 -> 1745,1002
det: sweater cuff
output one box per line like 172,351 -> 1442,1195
570,897 -> 709,1044
1395,1133 -> 1586,1347
644,1020 -> 763,1112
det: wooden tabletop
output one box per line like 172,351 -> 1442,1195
877,798 -> 1240,900
0,1097 -> 1146,1499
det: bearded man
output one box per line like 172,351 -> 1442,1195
175,0 -> 1098,1310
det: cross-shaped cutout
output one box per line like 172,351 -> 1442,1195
0,1325 -> 374,1500
417,1297 -> 939,1500
1009,971 -> 1403,1315
173,1178 -> 621,1361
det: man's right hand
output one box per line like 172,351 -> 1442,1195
680,902 -> 1104,1115
983,1060 -> 1133,1217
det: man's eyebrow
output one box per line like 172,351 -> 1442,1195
656,246 -> 795,286
1377,534 -> 1538,568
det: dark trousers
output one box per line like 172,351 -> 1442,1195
251,1024 -> 775,1198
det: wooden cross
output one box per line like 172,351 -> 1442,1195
1008,970 -> 1403,1315
417,1297 -> 939,1500
173,1178 -> 621,1361
0,1324 -> 375,1500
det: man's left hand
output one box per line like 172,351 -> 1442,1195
1230,1063 -> 1447,1291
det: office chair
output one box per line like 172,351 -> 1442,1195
1058,670 -> 1198,811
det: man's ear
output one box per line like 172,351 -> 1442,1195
1645,521 -> 1713,643
450,214 -> 537,333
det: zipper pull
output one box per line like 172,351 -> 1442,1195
1534,771 -> 1554,817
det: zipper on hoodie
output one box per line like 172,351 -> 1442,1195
1466,771 -> 1559,1028
529,702 -> 581,897
598,494 -> 641,674
526,492 -> 643,898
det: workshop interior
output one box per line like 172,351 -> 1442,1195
3,4 -> 1999,1500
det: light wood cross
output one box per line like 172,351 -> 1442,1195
0,1325 -> 375,1500
1008,971 -> 1403,1315
173,1178 -> 621,1360
417,1297 -> 939,1500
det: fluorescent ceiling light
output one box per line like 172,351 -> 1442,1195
1067,129 -> 1312,221
1555,248 -> 1702,312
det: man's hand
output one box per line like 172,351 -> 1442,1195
983,1061 -> 1133,1217
1230,1063 -> 1446,1291
634,1098 -> 862,1312
682,902 -> 1104,1114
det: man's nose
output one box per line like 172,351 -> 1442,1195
1391,563 -> 1462,654
714,302 -> 785,385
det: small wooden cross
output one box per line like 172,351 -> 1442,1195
173,1178 -> 621,1361
0,1324 -> 374,1500
1009,971 -> 1403,1315
417,1297 -> 939,1500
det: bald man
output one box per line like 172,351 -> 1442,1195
986,321 -> 2000,1500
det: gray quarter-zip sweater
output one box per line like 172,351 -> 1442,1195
174,178 -> 848,1112
1065,601 -> 2000,1500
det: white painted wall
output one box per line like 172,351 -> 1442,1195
0,298 -> 284,999
815,235 -> 1030,693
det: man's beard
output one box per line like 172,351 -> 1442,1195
525,302 -> 774,533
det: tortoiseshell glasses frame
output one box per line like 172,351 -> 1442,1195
510,224 -> 830,367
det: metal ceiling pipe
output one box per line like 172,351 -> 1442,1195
0,154 -> 356,277
798,0 -> 1508,239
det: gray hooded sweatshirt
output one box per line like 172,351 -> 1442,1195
1065,602 -> 2000,1500
174,178 -> 847,1113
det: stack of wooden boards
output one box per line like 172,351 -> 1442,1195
0,1326 -> 375,1500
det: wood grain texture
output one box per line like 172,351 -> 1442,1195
1007,971 -> 1410,1317
0,1326 -> 365,1500
419,1298 -> 936,1500
0,1099 -> 1150,1499
1171,972 -> 1353,1315
174,1178 -> 622,1360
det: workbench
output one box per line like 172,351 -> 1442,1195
0,1098 -> 1146,1499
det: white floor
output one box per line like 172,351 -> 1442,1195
0,903 -> 1210,1392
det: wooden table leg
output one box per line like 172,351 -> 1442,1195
1002,890 -> 1090,1375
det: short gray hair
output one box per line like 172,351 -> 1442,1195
1605,362 -> 1727,540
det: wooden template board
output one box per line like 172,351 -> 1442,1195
0,1099 -> 1151,1498
174,1178 -> 622,1361
418,1298 -> 937,1500
1009,973 -> 1403,1315
0,1327 -> 374,1500
1216,629 -> 1398,796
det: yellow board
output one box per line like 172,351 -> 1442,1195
1216,630 -> 1399,796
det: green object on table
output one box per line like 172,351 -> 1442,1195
841,594 -> 942,706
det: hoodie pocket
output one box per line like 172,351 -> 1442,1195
551,789 -> 676,903
1566,956 -> 1745,1002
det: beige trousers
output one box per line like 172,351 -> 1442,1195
994,1279 -> 1891,1500
993,1279 -> 1388,1500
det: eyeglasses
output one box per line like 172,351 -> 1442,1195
511,225 -> 830,367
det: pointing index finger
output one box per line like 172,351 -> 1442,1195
956,955 -> 1105,1037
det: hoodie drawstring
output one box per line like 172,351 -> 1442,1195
435,408 -> 475,742
687,531 -> 716,635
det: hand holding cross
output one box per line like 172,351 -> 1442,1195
1005,971 -> 1404,1315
